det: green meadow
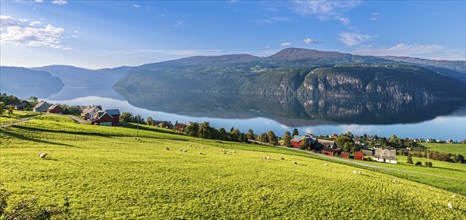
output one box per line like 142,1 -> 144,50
422,142 -> 466,155
1,115 -> 465,219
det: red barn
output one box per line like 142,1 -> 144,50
341,152 -> 350,159
323,147 -> 341,156
91,112 -> 113,126
47,104 -> 63,114
354,151 -> 365,160
291,135 -> 315,148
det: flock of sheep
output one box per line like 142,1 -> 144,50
36,141 -> 459,210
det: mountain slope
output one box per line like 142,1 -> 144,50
0,66 -> 64,99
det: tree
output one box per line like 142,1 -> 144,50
267,130 -> 277,145
283,131 -> 292,147
7,105 -> 14,115
218,128 -> 227,140
246,129 -> 255,140
342,142 -> 351,153
0,102 -> 4,114
198,122 -> 212,139
257,132 -> 268,143
133,115 -> 145,124
119,112 -> 132,123
28,96 -> 38,105
292,128 -> 299,136
335,135 -> 353,149
300,137 -> 310,150
407,155 -> 414,164
159,121 -> 167,128
229,128 -> 241,141
146,117 -> 154,126
185,122 -> 199,137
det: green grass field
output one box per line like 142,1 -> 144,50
1,116 -> 465,219
422,142 -> 466,155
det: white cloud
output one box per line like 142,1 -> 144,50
133,4 -> 141,8
292,0 -> 361,25
339,32 -> 371,47
34,0 -> 44,2
280,42 -> 291,46
369,12 -> 380,21
352,43 -> 466,61
303,38 -> 318,44
174,21 -> 185,27
29,21 -> 41,26
52,0 -> 67,5
1,15 -> 67,49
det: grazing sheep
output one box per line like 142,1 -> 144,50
353,170 -> 357,174
232,151 -> 236,153
452,194 -> 456,198
448,202 -> 453,209
358,171 -> 362,175
183,150 -> 188,153
280,157 -> 285,160
393,179 -> 397,183
198,152 -> 203,155
38,153 -> 47,159
263,156 -> 271,160
324,163 -> 328,166
292,161 -> 298,165
165,147 -> 170,150
223,151 -> 227,154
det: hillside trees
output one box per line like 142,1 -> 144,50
283,131 -> 292,147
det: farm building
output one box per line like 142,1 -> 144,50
314,139 -> 337,150
91,112 -> 113,126
174,123 -> 188,133
33,101 -> 49,112
341,152 -> 350,159
14,104 -> 26,110
81,105 -> 102,120
373,148 -> 397,164
291,135 -> 315,148
361,149 -> 374,156
93,109 -> 120,126
47,104 -> 63,114
323,147 -> 341,156
354,151 -> 365,160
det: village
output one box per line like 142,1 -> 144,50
6,98 -> 453,165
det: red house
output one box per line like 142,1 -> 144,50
47,104 -> 63,114
91,112 -> 113,126
341,152 -> 350,159
354,151 -> 365,160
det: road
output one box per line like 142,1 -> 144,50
60,114 -> 89,124
0,118 -> 31,128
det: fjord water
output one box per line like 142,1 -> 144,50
41,86 -> 466,141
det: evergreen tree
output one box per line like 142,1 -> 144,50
283,131 -> 292,147
267,130 -> 277,145
218,128 -> 227,140
246,129 -> 255,140
185,122 -> 199,137
292,128 -> 299,136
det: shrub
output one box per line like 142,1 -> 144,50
415,161 -> 422,166
425,161 -> 433,167
406,155 -> 413,164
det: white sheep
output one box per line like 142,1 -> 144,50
38,153 -> 47,159
393,179 -> 397,183
324,163 -> 328,166
198,152 -> 203,155
263,156 -> 271,160
452,194 -> 456,198
232,151 -> 236,153
353,170 -> 357,174
292,161 -> 298,165
358,171 -> 362,175
448,202 -> 453,209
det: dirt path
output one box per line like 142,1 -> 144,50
60,114 -> 89,124
274,145 -> 466,181
0,118 -> 31,128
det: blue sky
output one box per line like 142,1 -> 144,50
1,0 -> 465,69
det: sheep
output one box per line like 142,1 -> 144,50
353,170 -> 357,174
183,150 -> 188,153
165,147 -> 170,150
448,202 -> 453,209
292,161 -> 298,165
198,152 -> 203,155
232,151 -> 236,153
393,179 -> 397,183
223,151 -> 227,154
358,171 -> 362,175
38,153 -> 47,159
452,194 -> 456,198
280,157 -> 285,160
263,156 -> 271,160
324,163 -> 328,166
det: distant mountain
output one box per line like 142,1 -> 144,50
0,66 -> 64,99
32,65 -> 133,88
381,56 -> 466,73
114,48 -> 466,103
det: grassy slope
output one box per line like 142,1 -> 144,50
1,118 -> 465,219
422,143 -> 466,155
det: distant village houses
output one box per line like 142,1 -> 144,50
47,104 -> 63,114
90,109 -> 120,126
373,148 -> 397,164
291,135 -> 315,148
33,101 -> 49,112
